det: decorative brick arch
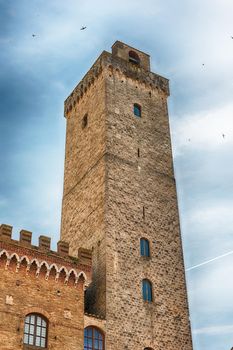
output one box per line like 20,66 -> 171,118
23,306 -> 51,321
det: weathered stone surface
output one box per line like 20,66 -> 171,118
61,41 -> 193,350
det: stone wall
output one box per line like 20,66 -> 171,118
61,41 -> 193,350
61,69 -> 107,317
104,57 -> 192,349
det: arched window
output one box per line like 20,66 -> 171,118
84,326 -> 104,350
129,50 -> 140,65
24,313 -> 48,348
142,279 -> 152,302
140,238 -> 150,257
134,103 -> 141,117
144,348 -> 154,350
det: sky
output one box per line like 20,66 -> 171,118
0,0 -> 233,349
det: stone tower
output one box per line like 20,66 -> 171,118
61,41 -> 193,350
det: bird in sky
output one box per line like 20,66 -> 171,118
222,134 -> 225,138
32,34 -> 36,37
80,26 -> 87,30
202,63 -> 205,66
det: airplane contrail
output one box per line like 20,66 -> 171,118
186,250 -> 233,271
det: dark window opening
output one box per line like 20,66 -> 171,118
23,313 -> 48,348
149,92 -> 152,97
129,50 -> 140,65
84,326 -> 104,350
140,238 -> 150,257
142,279 -> 153,302
143,206 -> 145,219
82,113 -> 88,128
138,148 -> 140,157
134,104 -> 141,118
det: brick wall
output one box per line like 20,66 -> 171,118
0,225 -> 91,350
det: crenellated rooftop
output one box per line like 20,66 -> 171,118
0,224 -> 92,287
64,42 -> 169,118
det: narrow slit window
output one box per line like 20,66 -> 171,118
138,148 -> 140,157
82,113 -> 88,128
134,104 -> 141,118
142,279 -> 153,302
143,206 -> 145,219
140,238 -> 150,257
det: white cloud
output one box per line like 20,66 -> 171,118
172,103 -> 233,156
193,324 -> 233,335
185,201 -> 233,233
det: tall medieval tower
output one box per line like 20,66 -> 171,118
61,41 -> 193,350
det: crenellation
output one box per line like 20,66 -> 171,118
39,235 -> 51,251
57,240 -> 69,256
0,223 -> 92,287
78,247 -> 92,267
19,229 -> 32,245
64,46 -> 169,118
64,52 -> 107,117
0,224 -> 13,240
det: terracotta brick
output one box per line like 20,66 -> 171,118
0,232 -> 92,350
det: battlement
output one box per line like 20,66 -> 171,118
64,41 -> 169,118
0,224 -> 92,286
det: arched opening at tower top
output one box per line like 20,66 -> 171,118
129,50 -> 140,65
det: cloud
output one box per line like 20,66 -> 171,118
171,103 -> 233,156
187,254 -> 233,321
185,200 -> 233,235
1,1 -> 233,349
193,324 -> 233,335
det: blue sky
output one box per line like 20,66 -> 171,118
0,0 -> 233,349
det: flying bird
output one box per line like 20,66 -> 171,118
80,26 -> 87,31
202,63 -> 205,66
222,133 -> 225,138
32,34 -> 36,37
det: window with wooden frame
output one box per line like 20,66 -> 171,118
84,326 -> 104,350
23,313 -> 48,348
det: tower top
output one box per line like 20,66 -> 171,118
111,41 -> 150,71
64,41 -> 169,118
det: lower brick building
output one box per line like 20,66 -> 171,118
0,224 -> 100,350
